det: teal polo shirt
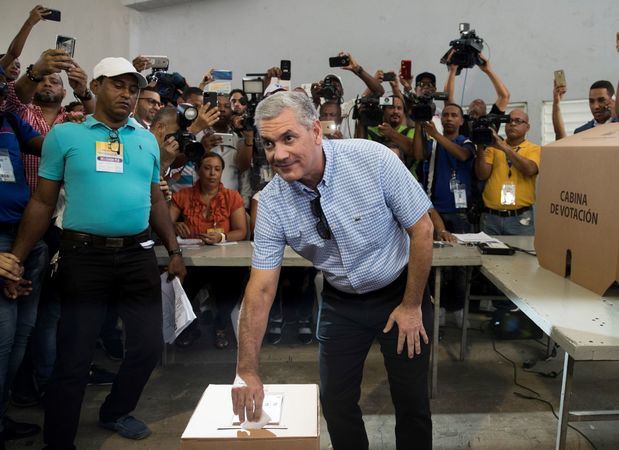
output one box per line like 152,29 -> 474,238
39,116 -> 160,236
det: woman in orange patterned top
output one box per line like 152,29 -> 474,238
170,152 -> 247,348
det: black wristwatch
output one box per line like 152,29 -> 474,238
168,248 -> 183,257
26,64 -> 43,83
75,89 -> 93,101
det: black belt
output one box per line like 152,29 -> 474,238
483,206 -> 531,217
0,222 -> 20,234
61,229 -> 151,249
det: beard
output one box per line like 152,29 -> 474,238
34,91 -> 63,104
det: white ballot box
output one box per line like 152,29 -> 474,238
181,384 -> 320,450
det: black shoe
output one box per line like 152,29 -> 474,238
2,417 -> 41,440
10,385 -> 40,408
174,326 -> 201,348
88,364 -> 116,386
98,338 -> 124,361
297,320 -> 313,345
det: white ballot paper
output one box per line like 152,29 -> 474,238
161,274 -> 197,344
226,376 -> 284,430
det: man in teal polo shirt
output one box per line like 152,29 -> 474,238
9,57 -> 186,449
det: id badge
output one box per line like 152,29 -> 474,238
500,182 -> 516,206
95,141 -> 124,173
454,185 -> 467,209
260,165 -> 273,183
449,172 -> 459,193
0,149 -> 16,183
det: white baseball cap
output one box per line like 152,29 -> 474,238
93,57 -> 148,88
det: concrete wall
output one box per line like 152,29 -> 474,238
2,0 -> 617,142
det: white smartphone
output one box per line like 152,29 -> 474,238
214,133 -> 235,147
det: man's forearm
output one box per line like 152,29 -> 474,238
474,152 -> 492,181
14,75 -> 38,105
149,196 -> 179,251
412,125 -> 426,161
237,282 -> 275,375
11,198 -> 55,261
402,216 -> 433,307
484,68 -> 510,111
435,134 -> 469,161
552,102 -> 566,140
357,68 -> 385,97
389,132 -> 414,156
2,20 -> 35,67
504,148 -> 538,176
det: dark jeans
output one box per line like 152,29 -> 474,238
43,240 -> 162,450
269,268 -> 316,324
440,212 -> 473,311
317,271 -> 433,450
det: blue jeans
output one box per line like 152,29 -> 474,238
0,232 -> 48,431
480,209 -> 535,236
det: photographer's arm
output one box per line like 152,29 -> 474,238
552,81 -> 567,140
236,130 -> 253,172
444,64 -> 458,104
412,121 -> 427,161
479,54 -> 510,112
423,122 -> 469,161
341,52 -> 385,97
0,6 -> 48,73
474,145 -> 492,181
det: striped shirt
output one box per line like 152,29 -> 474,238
252,138 -> 432,294
4,81 -> 68,192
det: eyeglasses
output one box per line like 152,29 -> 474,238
416,82 -> 435,88
310,195 -> 332,240
108,129 -> 121,154
508,118 -> 528,125
139,97 -> 162,107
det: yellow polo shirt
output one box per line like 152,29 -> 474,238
482,139 -> 541,210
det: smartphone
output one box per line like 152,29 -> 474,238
45,9 -> 61,22
242,77 -> 264,95
400,60 -> 412,80
320,120 -> 337,136
56,35 -> 76,58
554,70 -> 566,88
329,55 -> 350,68
203,91 -> 218,107
280,60 -> 291,81
142,55 -> 169,70
212,69 -> 233,80
382,72 -> 396,82
213,133 -> 235,147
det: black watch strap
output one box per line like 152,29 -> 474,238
168,248 -> 183,257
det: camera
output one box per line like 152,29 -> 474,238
352,96 -> 382,127
440,23 -> 484,75
147,69 -> 188,106
470,114 -> 510,145
242,76 -> 265,130
379,96 -> 394,107
171,103 -> 204,163
319,76 -> 341,101
403,91 -> 449,122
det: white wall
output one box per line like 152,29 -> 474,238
2,0 -> 617,143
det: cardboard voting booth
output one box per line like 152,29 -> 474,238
181,384 -> 320,450
535,123 -> 619,295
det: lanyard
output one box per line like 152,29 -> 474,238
506,146 -> 521,178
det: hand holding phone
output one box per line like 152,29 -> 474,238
400,60 -> 412,80
329,55 -> 350,68
554,70 -> 566,89
56,35 -> 76,58
45,8 -> 61,22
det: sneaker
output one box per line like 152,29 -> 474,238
2,417 -> 41,440
10,386 -> 40,408
99,415 -> 151,440
214,329 -> 229,349
297,320 -> 313,345
266,320 -> 283,345
175,326 -> 201,348
98,338 -> 124,361
88,364 -> 116,386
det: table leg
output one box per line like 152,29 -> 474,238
556,352 -> 575,450
431,268 -> 442,398
460,267 -> 473,361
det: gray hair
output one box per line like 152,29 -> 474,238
255,91 -> 318,130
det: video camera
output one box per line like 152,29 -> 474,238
169,103 -> 205,163
440,23 -> 485,75
403,91 -> 449,122
242,76 -> 265,129
146,62 -> 188,106
470,113 -> 510,145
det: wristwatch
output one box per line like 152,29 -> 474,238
168,248 -> 183,257
75,89 -> 93,101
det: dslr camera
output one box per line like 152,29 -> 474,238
470,114 -> 510,145
318,76 -> 342,101
169,103 -> 205,163
403,91 -> 449,122
440,23 -> 485,75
